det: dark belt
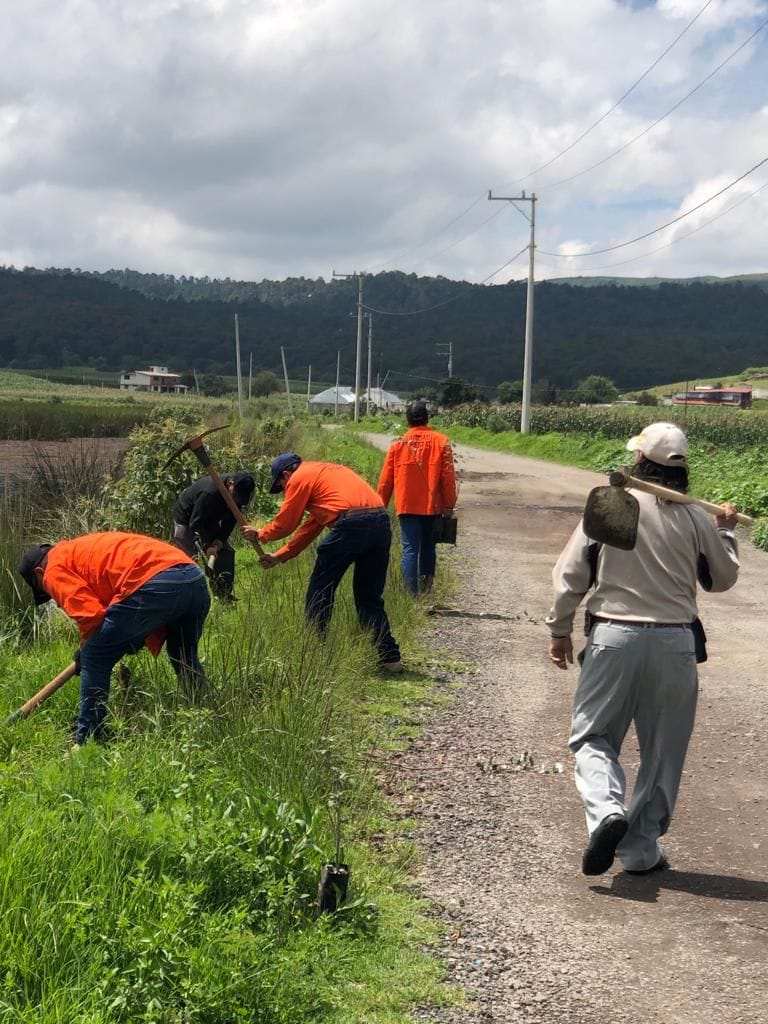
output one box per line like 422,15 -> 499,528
593,616 -> 690,629
334,506 -> 386,523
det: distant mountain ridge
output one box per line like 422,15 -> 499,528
1,265 -> 768,392
549,273 -> 768,290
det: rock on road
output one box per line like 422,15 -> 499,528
364,434 -> 768,1024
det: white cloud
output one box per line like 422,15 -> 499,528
0,0 -> 766,281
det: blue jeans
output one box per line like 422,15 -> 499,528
398,514 -> 438,595
305,510 -> 401,664
77,564 -> 211,743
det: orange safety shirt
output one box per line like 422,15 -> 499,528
377,426 -> 458,515
258,461 -> 384,560
42,532 -> 195,653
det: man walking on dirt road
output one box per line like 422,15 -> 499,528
19,532 -> 210,745
546,422 -> 739,876
242,453 -> 402,671
377,399 -> 457,596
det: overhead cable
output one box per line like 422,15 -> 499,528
369,193 -> 487,274
538,15 -> 768,190
537,179 -> 768,273
538,154 -> 768,257
363,244 -> 530,318
512,0 -> 715,185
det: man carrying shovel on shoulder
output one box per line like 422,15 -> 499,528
19,532 -> 210,746
242,453 -> 403,672
545,422 -> 740,877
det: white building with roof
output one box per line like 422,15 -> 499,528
119,365 -> 188,394
308,386 -> 404,414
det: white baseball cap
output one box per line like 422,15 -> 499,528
626,422 -> 688,467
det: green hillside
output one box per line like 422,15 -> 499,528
2,266 -> 768,392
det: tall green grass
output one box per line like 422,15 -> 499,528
0,416 -> 456,1023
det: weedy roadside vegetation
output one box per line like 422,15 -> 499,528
439,402 -> 768,550
0,403 -> 457,1022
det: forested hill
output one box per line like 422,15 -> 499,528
2,266 -> 768,391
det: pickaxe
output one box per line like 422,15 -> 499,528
4,662 -> 78,726
163,425 -> 266,555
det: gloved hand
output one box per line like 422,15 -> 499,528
73,649 -> 82,675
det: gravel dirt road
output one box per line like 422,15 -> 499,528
365,435 -> 768,1024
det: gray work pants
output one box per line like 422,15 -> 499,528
569,621 -> 698,872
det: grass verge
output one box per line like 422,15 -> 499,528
0,424 -> 461,1023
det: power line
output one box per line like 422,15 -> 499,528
371,1 -> 719,279
537,179 -> 768,274
362,244 -> 530,318
368,193 -> 487,274
538,15 -> 768,191
511,0 -> 716,185
407,205 -> 508,270
538,154 -> 768,257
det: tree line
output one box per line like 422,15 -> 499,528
1,266 -> 768,392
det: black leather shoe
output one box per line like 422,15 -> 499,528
625,856 -> 670,876
582,813 -> 629,875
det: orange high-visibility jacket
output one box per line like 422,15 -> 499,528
258,461 -> 384,560
377,426 -> 458,515
42,532 -> 195,653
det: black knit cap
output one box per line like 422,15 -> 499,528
406,400 -> 429,426
18,544 -> 53,605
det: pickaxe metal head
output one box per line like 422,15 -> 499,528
162,424 -> 232,471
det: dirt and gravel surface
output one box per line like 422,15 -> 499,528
365,435 -> 768,1024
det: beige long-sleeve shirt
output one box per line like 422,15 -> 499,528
546,491 -> 739,637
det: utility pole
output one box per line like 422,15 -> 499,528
306,363 -> 312,410
332,270 -> 365,422
248,351 -> 253,401
488,190 -> 537,434
280,346 -> 293,414
436,340 -> 453,379
234,314 -> 243,418
365,313 -> 373,416
335,349 -> 341,418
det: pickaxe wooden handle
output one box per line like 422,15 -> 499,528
610,467 -> 753,526
163,426 -> 266,555
4,662 -> 78,726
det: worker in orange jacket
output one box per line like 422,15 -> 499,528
19,532 -> 210,744
242,453 -> 402,671
377,400 -> 458,595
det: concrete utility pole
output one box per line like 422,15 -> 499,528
488,190 -> 537,434
436,340 -> 453,379
234,314 -> 243,418
332,270 -> 365,422
334,349 -> 341,418
306,363 -> 312,410
280,346 -> 293,414
365,313 -> 373,416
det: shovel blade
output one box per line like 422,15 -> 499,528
583,486 -> 639,550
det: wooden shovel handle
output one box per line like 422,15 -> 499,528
611,469 -> 753,526
205,465 -> 266,556
5,661 -> 78,726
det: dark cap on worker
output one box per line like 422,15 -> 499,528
269,453 -> 302,493
228,470 -> 256,506
406,399 -> 429,426
18,543 -> 54,605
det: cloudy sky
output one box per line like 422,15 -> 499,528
1,0 -> 766,284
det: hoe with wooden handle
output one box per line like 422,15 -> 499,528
4,662 -> 78,726
608,467 -> 753,526
163,425 -> 265,556
583,466 -> 751,550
